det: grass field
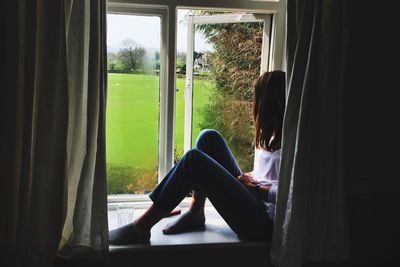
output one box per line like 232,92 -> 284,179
106,73 -> 214,193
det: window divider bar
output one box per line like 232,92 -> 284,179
163,7 -> 177,177
183,15 -> 195,153
158,9 -> 170,180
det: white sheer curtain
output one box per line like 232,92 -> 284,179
271,1 -> 350,266
1,0 -> 108,266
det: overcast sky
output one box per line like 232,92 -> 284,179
107,10 -> 213,52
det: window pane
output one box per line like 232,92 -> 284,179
175,10 -> 267,171
106,14 -> 161,195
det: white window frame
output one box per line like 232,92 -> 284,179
107,0 -> 286,204
183,13 -> 272,152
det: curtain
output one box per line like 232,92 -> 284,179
58,0 -> 109,260
1,0 -> 108,266
271,1 -> 350,267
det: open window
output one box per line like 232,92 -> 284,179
106,0 -> 286,229
173,11 -> 273,171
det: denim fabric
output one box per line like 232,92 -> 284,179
149,129 -> 273,241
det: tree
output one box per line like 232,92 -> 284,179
118,38 -> 146,72
176,51 -> 186,71
107,52 -> 125,72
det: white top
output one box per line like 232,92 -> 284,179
252,148 -> 281,221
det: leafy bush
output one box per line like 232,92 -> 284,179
197,17 -> 263,171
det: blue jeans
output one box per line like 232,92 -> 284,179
149,129 -> 273,241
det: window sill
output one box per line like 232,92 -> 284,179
108,205 -> 271,266
107,195 -> 196,210
57,204 -> 271,267
108,204 -> 269,247
107,198 -> 270,258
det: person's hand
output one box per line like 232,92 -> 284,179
237,172 -> 258,189
238,173 -> 271,200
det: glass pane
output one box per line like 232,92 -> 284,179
174,9 -> 216,162
175,9 -> 266,171
106,14 -> 161,195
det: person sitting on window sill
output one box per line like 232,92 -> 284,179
109,70 -> 285,245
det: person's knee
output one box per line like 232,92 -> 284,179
197,129 -> 222,144
184,148 -> 214,171
185,148 -> 203,161
183,149 -> 213,186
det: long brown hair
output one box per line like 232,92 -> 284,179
253,70 -> 286,152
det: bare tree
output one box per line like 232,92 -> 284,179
118,38 -> 146,72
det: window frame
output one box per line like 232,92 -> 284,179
183,13 -> 272,152
107,0 -> 286,204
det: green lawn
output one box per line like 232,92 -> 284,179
106,73 -> 213,193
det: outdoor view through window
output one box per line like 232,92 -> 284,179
106,10 -> 265,196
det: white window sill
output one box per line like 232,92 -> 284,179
107,194 -> 196,210
107,196 -> 269,251
108,204 -> 244,247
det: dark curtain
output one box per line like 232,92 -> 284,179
1,1 -> 108,266
271,1 -> 350,266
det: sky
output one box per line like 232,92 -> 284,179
107,10 -> 213,53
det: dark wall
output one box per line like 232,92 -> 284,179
312,2 -> 400,266
344,1 -> 400,186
